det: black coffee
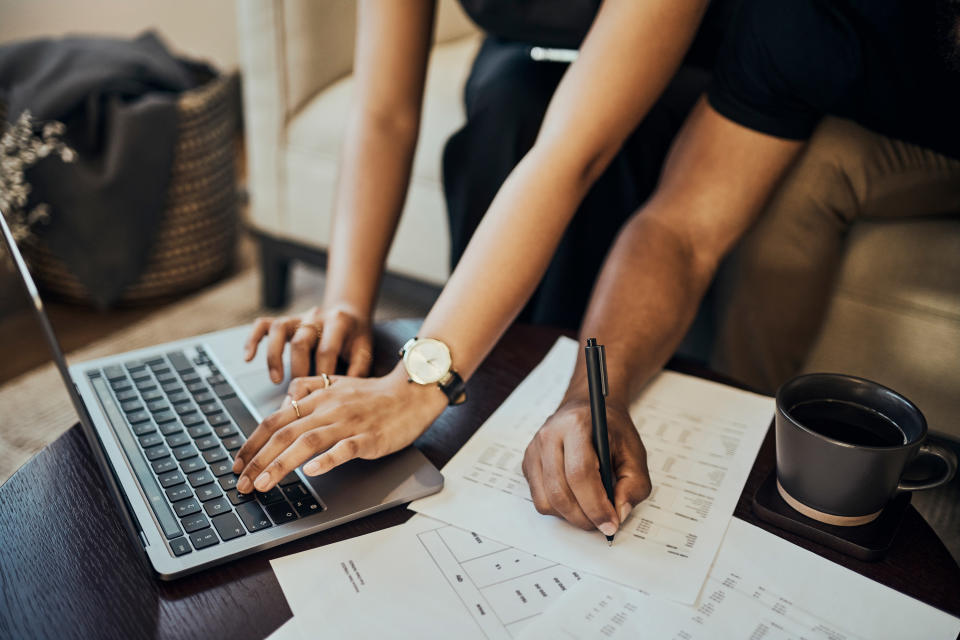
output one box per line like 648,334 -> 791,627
788,399 -> 906,447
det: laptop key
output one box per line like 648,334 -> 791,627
211,512 -> 246,541
188,470 -> 215,487
204,497 -> 232,517
174,498 -> 202,518
186,381 -> 206,394
131,421 -> 156,437
166,485 -> 193,502
168,392 -> 191,406
180,457 -> 205,474
144,444 -> 169,461
157,373 -> 177,385
104,365 -> 126,381
210,460 -> 233,477
151,457 -> 177,474
110,380 -> 133,393
153,410 -> 177,424
135,380 -> 157,393
221,396 -> 259,438
264,501 -> 298,524
196,484 -> 223,502
226,489 -> 254,505
207,412 -> 230,427
181,412 -> 204,426
188,424 -> 212,439
200,402 -> 221,415
145,357 -> 165,368
195,436 -> 218,451
115,389 -> 138,402
256,487 -> 285,505
236,501 -> 272,532
189,528 -> 219,550
125,361 -> 147,372
141,389 -> 163,402
203,447 -> 228,464
222,435 -> 244,451
158,470 -> 186,488
176,402 -> 198,416
214,423 -> 237,438
181,372 -> 201,384
211,383 -> 236,399
139,433 -> 164,449
293,494 -> 322,517
159,421 -> 183,437
169,537 -> 192,557
173,444 -> 198,461
133,370 -> 153,383
193,391 -> 215,404
154,365 -> 172,376
147,400 -> 170,414
281,483 -> 309,501
121,400 -> 144,413
162,381 -> 183,394
180,513 -> 209,534
166,432 -> 191,449
126,410 -> 150,424
167,351 -> 193,373
218,474 -> 238,490
279,472 -> 301,487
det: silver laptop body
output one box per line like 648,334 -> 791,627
0,212 -> 443,579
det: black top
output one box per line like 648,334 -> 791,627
708,0 -> 960,158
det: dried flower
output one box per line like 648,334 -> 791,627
0,110 -> 77,267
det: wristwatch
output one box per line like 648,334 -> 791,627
399,337 -> 466,405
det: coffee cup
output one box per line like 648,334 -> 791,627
775,373 -> 957,526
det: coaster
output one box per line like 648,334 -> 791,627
752,470 -> 911,561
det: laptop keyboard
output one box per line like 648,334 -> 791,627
88,346 -> 324,558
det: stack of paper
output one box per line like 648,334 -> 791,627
266,338 -> 960,640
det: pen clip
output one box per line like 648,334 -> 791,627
598,344 -> 608,397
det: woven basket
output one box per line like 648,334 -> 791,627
17,70 -> 240,306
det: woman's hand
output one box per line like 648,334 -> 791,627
522,398 -> 652,537
243,306 -> 374,383
232,365 -> 448,494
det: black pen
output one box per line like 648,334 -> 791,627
585,338 -> 617,546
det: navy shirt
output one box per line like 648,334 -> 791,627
708,0 -> 960,158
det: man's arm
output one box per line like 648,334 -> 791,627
522,99 -> 804,534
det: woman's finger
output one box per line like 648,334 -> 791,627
244,317 -> 273,361
345,332 -> 374,377
315,312 -> 352,375
250,425 -> 342,492
289,324 -> 321,380
265,317 -> 297,383
302,436 -> 366,476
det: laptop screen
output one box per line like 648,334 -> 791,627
0,210 -> 148,564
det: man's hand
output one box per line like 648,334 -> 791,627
243,306 -> 374,384
522,399 -> 651,536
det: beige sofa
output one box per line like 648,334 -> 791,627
236,0 -> 478,302
236,1 -> 960,441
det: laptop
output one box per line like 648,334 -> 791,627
0,212 -> 443,579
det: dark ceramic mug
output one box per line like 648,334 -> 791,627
775,373 -> 957,526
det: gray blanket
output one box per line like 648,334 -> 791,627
0,32 -> 203,307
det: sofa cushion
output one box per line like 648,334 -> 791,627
276,34 -> 481,284
803,217 -> 960,441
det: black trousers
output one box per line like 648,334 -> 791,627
442,37 -> 710,330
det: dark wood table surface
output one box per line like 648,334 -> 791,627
1,320 -> 958,640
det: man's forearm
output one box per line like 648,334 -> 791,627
563,205 -> 714,407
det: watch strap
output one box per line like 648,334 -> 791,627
438,370 -> 467,405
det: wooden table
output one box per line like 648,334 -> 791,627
1,320 -> 958,639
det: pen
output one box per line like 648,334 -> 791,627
585,338 -> 616,546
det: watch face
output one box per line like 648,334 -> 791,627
404,338 -> 452,385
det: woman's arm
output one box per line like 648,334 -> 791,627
234,0 -> 714,495
245,0 -> 436,381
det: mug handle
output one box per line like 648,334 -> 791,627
897,443 -> 958,492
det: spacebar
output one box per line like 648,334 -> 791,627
90,375 -> 183,540
221,396 -> 260,437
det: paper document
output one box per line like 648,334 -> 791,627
411,337 -> 774,603
270,515 -> 585,639
519,518 -> 960,639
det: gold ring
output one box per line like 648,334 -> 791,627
295,322 -> 322,340
321,372 -> 331,389
291,398 -> 301,418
